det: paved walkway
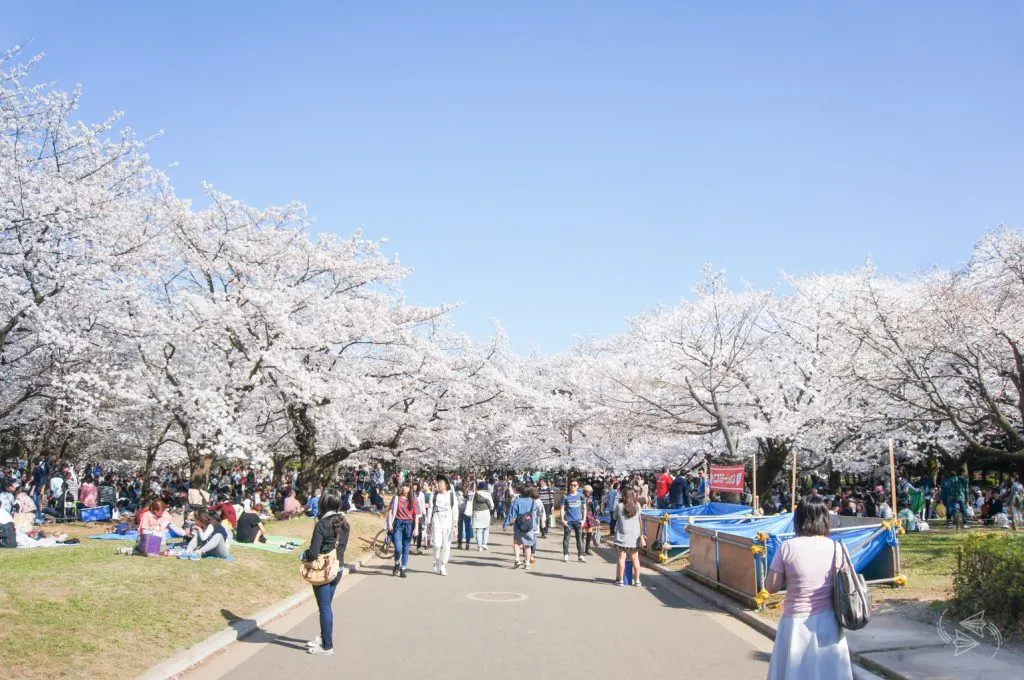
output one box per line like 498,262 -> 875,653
185,528 -> 773,679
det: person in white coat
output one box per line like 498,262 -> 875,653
465,481 -> 495,550
428,475 -> 459,575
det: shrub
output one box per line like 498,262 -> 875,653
952,533 -> 1024,636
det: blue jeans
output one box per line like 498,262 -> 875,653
949,500 -> 966,526
392,519 -> 414,568
474,526 -> 490,547
458,514 -> 472,545
34,489 -> 42,521
312,572 -> 342,650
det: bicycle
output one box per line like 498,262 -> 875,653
372,527 -> 395,559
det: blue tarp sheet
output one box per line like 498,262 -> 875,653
599,501 -> 752,525
643,501 -> 753,519
766,525 -> 898,573
662,511 -> 790,547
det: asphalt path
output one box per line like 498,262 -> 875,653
185,525 -> 772,679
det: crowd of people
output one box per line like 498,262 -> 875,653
2,454 -> 1021,669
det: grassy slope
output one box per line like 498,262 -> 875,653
0,511 -> 384,680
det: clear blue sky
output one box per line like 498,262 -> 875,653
4,2 -> 1022,352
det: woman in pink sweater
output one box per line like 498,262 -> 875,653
765,495 -> 853,680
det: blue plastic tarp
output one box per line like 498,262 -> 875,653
663,512 -> 793,547
600,501 -> 753,525
766,526 -> 898,573
642,501 -> 753,519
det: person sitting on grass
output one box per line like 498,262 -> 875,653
235,502 -> 267,544
213,494 -> 237,529
79,475 -> 98,509
306,487 -> 322,518
369,486 -> 385,513
277,487 -> 304,520
0,506 -> 16,548
181,510 -> 232,559
13,486 -> 36,532
138,499 -> 184,538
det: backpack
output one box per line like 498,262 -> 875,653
515,499 -> 535,533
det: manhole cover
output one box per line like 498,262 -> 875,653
466,591 -> 528,602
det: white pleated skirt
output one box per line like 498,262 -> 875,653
767,610 -> 854,680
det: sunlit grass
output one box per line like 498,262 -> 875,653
0,512 -> 380,680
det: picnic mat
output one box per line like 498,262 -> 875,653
232,535 -> 303,554
89,531 -> 139,541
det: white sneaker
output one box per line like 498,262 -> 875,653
440,565 -> 447,576
514,560 -> 522,568
308,644 -> 334,656
578,556 -> 586,563
482,545 -> 489,551
478,546 -> 483,552
524,562 -> 531,571
306,636 -> 321,648
432,562 -> 440,573
563,554 -> 569,562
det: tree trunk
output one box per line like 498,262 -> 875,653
754,438 -> 790,496
286,403 -> 320,491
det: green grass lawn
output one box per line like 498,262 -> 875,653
0,512 -> 384,680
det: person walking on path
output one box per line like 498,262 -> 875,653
561,479 -> 587,562
302,490 -> 350,656
538,478 -> 555,538
413,482 -> 428,554
457,480 -> 473,549
429,475 -> 458,575
505,485 -> 543,570
764,495 -> 853,680
386,480 -> 421,578
467,480 -> 494,551
603,481 -> 620,538
613,487 -> 644,586
582,484 -> 601,555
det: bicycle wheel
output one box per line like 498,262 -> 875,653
373,528 -> 394,559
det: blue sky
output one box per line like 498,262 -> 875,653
3,2 -> 1022,352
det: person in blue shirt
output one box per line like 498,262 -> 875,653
603,482 -> 620,537
561,480 -> 587,562
306,487 -> 322,518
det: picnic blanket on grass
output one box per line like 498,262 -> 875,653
89,530 -> 140,541
231,535 -> 302,554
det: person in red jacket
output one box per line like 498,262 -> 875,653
214,495 -> 238,528
656,468 -> 674,509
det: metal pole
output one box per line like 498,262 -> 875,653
791,449 -> 797,513
752,448 -> 759,515
889,439 -> 897,515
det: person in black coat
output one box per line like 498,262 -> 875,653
302,489 -> 350,656
669,472 -> 692,508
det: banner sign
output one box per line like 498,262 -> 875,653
709,465 -> 745,493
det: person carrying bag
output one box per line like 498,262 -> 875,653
299,489 -> 350,656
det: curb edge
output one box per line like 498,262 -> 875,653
138,559 -> 366,680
